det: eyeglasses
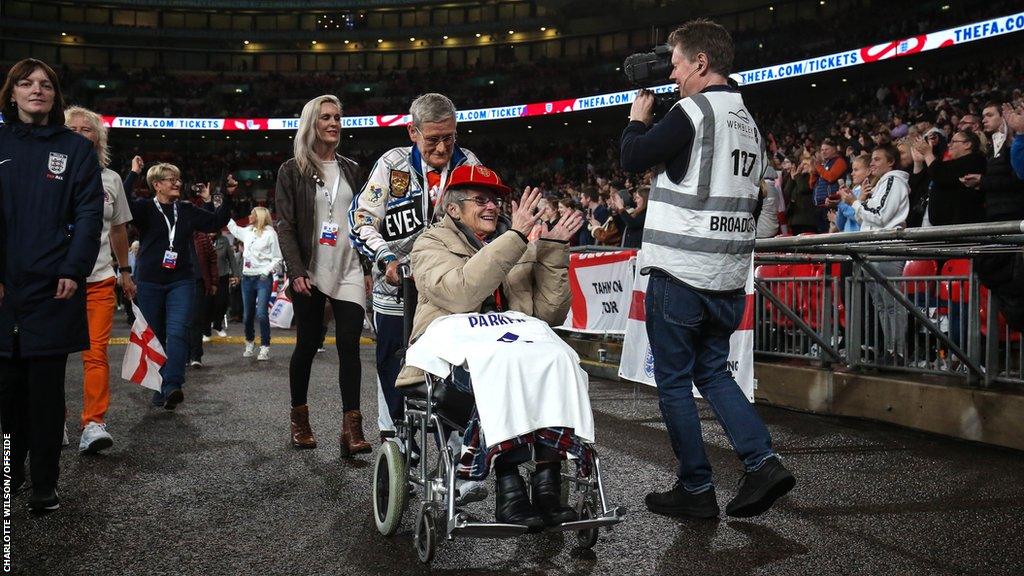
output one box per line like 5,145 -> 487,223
461,195 -> 502,208
416,127 -> 457,148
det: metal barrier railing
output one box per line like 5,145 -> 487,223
754,221 -> 1024,387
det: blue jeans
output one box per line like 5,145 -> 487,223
645,273 -> 775,493
374,312 -> 405,431
135,279 -> 194,396
241,274 -> 273,346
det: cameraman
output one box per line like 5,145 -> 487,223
619,19 -> 795,520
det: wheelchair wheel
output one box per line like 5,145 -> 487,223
576,501 -> 599,549
414,509 -> 437,564
373,441 -> 408,536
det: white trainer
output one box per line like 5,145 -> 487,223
79,422 -> 114,454
216,329 -> 227,338
62,421 -> 70,447
243,341 -> 255,358
257,346 -> 270,361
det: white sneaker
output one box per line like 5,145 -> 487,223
79,422 -> 114,454
202,335 -> 211,343
243,341 -> 255,358
257,346 -> 270,361
62,421 -> 70,447
189,359 -> 203,368
216,329 -> 227,338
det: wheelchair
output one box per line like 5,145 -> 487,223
371,267 -> 626,564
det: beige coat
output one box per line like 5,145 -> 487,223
395,215 -> 571,387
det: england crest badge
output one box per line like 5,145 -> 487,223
48,152 -> 68,175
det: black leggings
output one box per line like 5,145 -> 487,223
289,286 -> 363,411
0,343 -> 67,491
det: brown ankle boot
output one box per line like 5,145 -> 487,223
340,410 -> 371,457
290,405 -> 317,449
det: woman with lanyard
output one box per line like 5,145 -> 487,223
276,95 -> 369,456
0,59 -> 104,513
128,163 -> 231,410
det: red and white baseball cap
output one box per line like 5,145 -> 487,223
445,164 -> 511,196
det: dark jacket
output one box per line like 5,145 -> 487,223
128,196 -> 232,285
784,173 -> 817,231
213,233 -> 239,277
192,232 -> 219,293
926,152 -> 987,225
275,154 -> 363,281
0,120 -> 104,357
981,137 -> 1024,222
618,208 -> 646,249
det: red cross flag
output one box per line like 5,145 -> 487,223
122,303 -> 166,391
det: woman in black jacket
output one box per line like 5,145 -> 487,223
608,186 -> 648,249
919,130 -> 987,225
129,163 -> 231,410
0,59 -> 104,513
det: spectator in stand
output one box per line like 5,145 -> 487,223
785,158 -> 818,235
834,155 -> 872,233
1006,102 -> 1024,180
841,144 -> 910,363
916,130 -> 986,225
967,101 -> 1024,330
755,176 -> 781,239
187,227 -> 219,368
811,138 -> 849,232
130,165 -> 232,409
590,191 -> 622,246
64,106 -> 136,455
577,187 -> 607,245
957,114 -> 988,155
906,134 -> 936,227
227,207 -> 283,361
890,114 -> 909,139
608,185 -> 648,248
0,58 -> 104,513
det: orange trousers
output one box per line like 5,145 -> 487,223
82,277 -> 116,427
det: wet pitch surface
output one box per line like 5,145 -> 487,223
10,327 -> 1024,575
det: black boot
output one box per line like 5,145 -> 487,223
494,468 -> 545,531
531,462 -> 578,526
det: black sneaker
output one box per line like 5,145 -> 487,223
645,482 -> 720,519
29,487 -> 60,514
163,388 -> 184,410
726,457 -> 795,518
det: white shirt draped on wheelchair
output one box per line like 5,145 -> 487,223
405,310 -> 595,446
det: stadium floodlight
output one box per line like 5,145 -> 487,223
311,40 -> 317,45
377,39 -> 383,43
98,84 -> 106,89
243,40 -> 250,45
540,27 -> 546,31
475,33 -> 481,38
410,37 -> 415,41
508,30 -> 514,35
488,80 -> 494,85
364,87 -> 371,92
443,35 -> 449,40
61,32 -> 67,37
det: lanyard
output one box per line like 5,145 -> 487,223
154,198 -> 178,250
319,173 -> 342,222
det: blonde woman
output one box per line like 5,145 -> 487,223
275,94 -> 368,454
227,207 -> 283,360
65,105 -> 134,454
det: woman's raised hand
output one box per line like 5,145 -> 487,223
510,186 -> 542,236
541,209 -> 585,242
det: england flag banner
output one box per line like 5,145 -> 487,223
559,250 -> 637,334
618,260 -> 756,402
121,303 -> 166,392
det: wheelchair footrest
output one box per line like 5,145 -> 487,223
546,508 -> 626,532
450,520 -> 529,539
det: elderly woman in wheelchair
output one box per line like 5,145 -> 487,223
372,165 -> 623,562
